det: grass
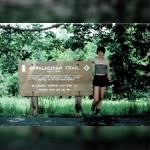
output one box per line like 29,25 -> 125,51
0,96 -> 149,117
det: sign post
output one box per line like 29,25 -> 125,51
19,61 -> 93,116
31,95 -> 38,116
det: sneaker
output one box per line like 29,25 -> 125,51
95,108 -> 100,115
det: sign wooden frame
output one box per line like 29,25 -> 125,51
19,61 -> 93,96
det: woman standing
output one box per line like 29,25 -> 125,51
91,46 -> 111,115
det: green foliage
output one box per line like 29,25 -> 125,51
31,50 -> 48,61
0,72 -> 19,96
48,48 -> 61,60
0,97 -> 148,117
0,96 -> 30,116
56,49 -> 75,61
83,42 -> 97,60
4,73 -> 19,96
109,24 -> 150,99
0,23 -> 150,99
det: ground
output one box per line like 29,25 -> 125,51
0,114 -> 150,125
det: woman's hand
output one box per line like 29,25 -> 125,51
107,75 -> 111,81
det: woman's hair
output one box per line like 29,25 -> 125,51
96,46 -> 105,54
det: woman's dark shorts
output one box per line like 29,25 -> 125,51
93,75 -> 109,87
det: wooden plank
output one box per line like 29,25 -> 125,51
19,61 -> 93,96
30,96 -> 38,116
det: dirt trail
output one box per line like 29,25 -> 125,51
0,115 -> 150,125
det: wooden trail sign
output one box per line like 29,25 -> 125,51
19,61 -> 93,96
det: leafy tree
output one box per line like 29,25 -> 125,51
0,23 -> 149,99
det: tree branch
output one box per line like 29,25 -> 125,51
0,24 -> 64,32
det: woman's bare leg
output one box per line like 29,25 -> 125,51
92,86 -> 100,110
96,87 -> 106,109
